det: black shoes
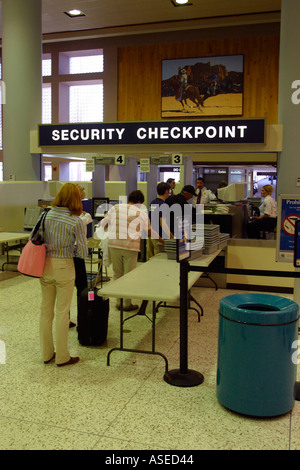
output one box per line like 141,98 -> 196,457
57,357 -> 80,367
44,354 -> 80,367
44,353 -> 55,364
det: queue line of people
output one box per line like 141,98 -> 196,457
35,178 -> 277,367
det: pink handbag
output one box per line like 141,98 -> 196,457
17,212 -> 47,278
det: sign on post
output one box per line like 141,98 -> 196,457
277,195 -> 300,262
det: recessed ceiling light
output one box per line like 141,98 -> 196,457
171,0 -> 193,6
64,9 -> 86,18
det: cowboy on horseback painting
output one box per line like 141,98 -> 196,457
176,67 -> 188,101
174,65 -> 204,111
161,54 -> 243,118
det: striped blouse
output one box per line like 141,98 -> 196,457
37,207 -> 88,259
102,203 -> 150,252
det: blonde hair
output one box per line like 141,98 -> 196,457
262,185 -> 273,195
51,183 -> 83,216
75,184 -> 86,199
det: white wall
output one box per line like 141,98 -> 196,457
0,180 -> 150,231
0,182 -> 51,231
226,242 -> 294,288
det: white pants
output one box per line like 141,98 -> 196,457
40,257 -> 75,364
109,247 -> 138,307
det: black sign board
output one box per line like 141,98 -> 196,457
38,119 -> 265,147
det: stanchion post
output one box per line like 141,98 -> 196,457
164,260 -> 204,387
296,382 -> 300,401
179,259 -> 188,374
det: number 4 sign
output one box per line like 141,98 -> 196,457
115,154 -> 125,165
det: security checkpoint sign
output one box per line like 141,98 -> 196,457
38,119 -> 265,146
277,195 -> 300,261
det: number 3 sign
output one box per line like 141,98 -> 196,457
172,154 -> 183,165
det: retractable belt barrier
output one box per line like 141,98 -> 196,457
172,261 -> 300,400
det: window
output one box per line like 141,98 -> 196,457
42,84 -> 52,123
69,162 -> 93,181
57,50 -> 104,123
43,163 -> 52,181
230,168 -> 247,184
70,55 -> 103,74
42,58 -> 52,77
0,162 -> 3,181
162,171 -> 180,183
42,54 -> 52,123
69,83 -> 103,123
59,49 -> 104,74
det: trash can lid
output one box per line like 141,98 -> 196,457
219,293 -> 299,325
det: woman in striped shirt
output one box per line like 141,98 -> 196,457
40,183 -> 88,367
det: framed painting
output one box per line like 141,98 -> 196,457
161,54 -> 244,118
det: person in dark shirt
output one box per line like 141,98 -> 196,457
165,185 -> 197,236
147,182 -> 172,259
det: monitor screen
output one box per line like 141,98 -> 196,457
217,183 -> 246,202
93,197 -> 110,218
108,200 -> 120,207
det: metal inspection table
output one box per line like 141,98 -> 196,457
97,251 -> 221,380
0,232 -> 30,271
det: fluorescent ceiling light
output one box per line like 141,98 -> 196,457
171,0 -> 193,5
64,9 -> 86,18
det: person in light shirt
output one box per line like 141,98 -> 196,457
39,183 -> 88,367
246,184 -> 277,239
192,177 -> 217,207
100,190 -> 164,312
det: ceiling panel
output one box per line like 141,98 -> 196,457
0,0 -> 281,37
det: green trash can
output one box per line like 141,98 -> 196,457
217,293 -> 299,417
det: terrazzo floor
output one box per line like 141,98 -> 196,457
0,257 -> 299,451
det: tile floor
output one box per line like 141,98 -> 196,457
0,259 -> 299,450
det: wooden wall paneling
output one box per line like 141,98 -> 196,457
117,35 -> 279,124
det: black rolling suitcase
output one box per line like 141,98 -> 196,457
77,253 -> 109,346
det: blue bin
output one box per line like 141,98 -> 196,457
217,293 -> 299,417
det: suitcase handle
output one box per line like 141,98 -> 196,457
88,247 -> 104,289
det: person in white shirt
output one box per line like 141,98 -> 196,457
192,177 -> 217,207
246,185 -> 277,239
